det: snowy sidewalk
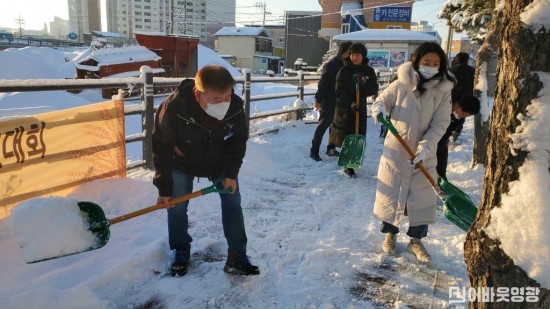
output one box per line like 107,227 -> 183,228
0,118 -> 481,308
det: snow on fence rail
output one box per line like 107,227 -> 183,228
0,66 -> 394,170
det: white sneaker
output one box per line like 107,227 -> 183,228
407,238 -> 431,263
382,233 -> 397,255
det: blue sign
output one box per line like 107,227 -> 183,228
67,32 -> 78,40
373,7 -> 411,22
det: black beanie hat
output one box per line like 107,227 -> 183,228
349,43 -> 367,58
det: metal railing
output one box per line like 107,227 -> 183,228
0,66 -> 395,171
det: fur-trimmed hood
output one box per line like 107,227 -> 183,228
397,62 -> 455,93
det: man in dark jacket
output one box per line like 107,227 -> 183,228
436,95 -> 480,179
309,41 -> 353,161
152,65 -> 259,277
449,52 -> 475,140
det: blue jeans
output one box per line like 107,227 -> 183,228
380,221 -> 428,239
167,170 -> 248,253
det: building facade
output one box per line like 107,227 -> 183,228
49,17 -> 70,39
215,26 -> 274,72
285,11 -> 328,70
68,0 -> 102,42
204,0 -> 236,49
318,0 -> 413,40
106,0 -> 208,39
410,20 -> 442,44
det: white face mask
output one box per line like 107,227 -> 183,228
205,101 -> 230,120
452,111 -> 460,119
418,65 -> 440,79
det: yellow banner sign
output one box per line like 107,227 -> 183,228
0,100 -> 126,217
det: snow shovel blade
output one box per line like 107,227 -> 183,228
28,178 -> 232,263
78,201 -> 111,250
337,134 -> 365,168
443,206 -> 472,232
439,177 -> 477,230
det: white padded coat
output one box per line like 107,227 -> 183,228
371,62 -> 454,227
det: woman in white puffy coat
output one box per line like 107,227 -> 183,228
370,42 -> 455,263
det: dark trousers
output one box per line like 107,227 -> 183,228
168,170 -> 248,253
380,221 -> 428,239
311,108 -> 335,153
436,139 -> 448,179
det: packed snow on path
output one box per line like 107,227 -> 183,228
0,114 -> 483,308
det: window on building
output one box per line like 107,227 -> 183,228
136,25 -> 142,29
342,23 -> 350,34
144,12 -> 151,16
387,25 -> 402,29
144,19 -> 151,22
135,11 -> 142,15
135,5 -> 141,8
255,38 -> 273,53
144,5 -> 150,9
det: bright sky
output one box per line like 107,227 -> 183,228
0,0 -> 450,37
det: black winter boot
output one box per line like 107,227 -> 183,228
326,145 -> 340,157
171,244 -> 191,277
344,168 -> 357,178
224,250 -> 260,276
309,148 -> 322,161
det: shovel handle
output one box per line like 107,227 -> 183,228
353,74 -> 361,134
377,114 -> 439,189
108,190 -> 205,225
108,177 -> 233,225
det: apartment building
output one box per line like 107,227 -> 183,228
68,0 -> 102,42
106,0 -> 207,40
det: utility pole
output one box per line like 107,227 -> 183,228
15,16 -> 25,38
445,25 -> 454,56
254,0 -> 271,26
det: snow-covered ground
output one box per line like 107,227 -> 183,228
0,115 -> 483,308
1,45 -> 484,308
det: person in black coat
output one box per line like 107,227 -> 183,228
310,41 -> 353,161
152,65 -> 259,277
449,52 -> 475,140
436,95 -> 481,179
330,43 -> 379,177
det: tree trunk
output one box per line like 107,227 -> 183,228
471,6 -> 503,166
464,0 -> 550,308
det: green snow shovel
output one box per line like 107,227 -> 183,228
377,114 -> 477,231
27,177 -> 233,263
338,74 -> 365,168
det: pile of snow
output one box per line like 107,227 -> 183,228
9,197 -> 100,263
0,47 -> 77,79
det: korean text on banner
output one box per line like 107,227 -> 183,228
0,100 -> 126,218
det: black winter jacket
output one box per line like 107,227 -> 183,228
152,79 -> 248,197
330,59 -> 378,146
314,56 -> 344,112
449,63 -> 474,101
